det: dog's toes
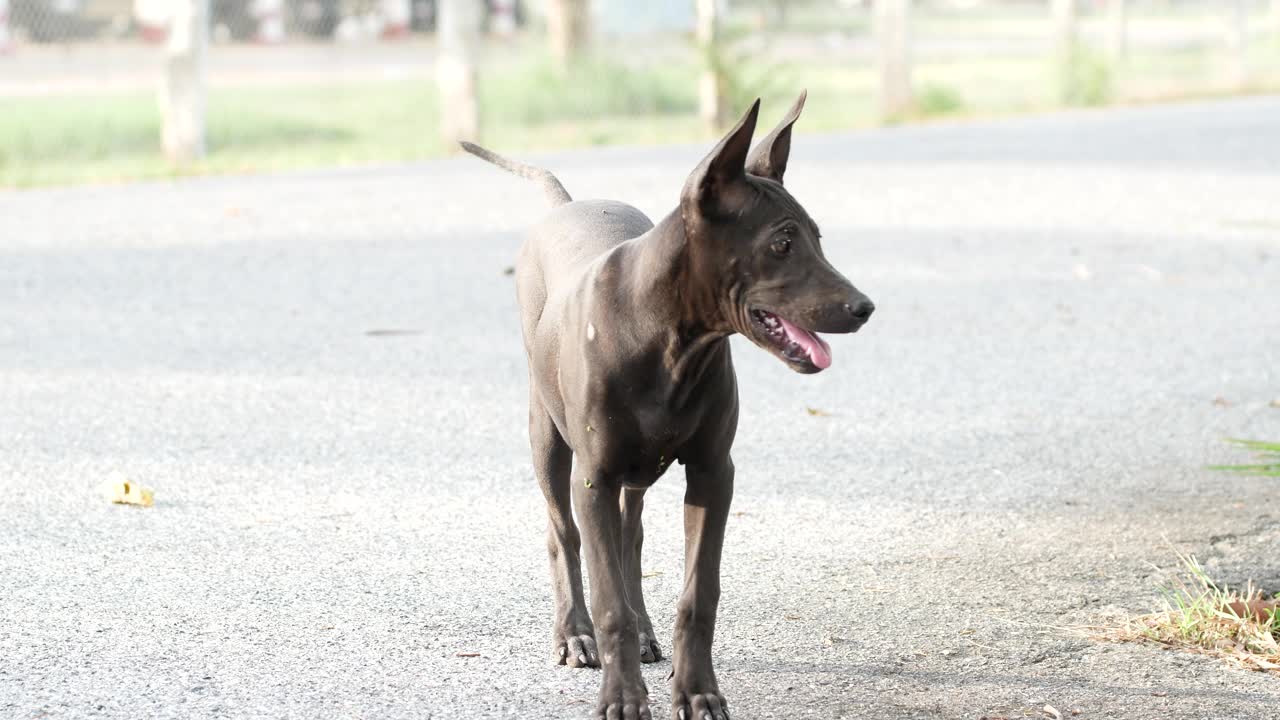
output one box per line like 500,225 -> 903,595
562,633 -> 600,668
638,632 -> 664,664
673,692 -> 727,720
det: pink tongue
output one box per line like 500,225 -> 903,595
777,316 -> 832,369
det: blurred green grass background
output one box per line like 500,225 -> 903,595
2,21 -> 1279,187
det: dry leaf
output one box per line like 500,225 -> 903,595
805,407 -> 830,417
1043,705 -> 1061,720
101,472 -> 154,507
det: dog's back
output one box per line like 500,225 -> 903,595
514,199 -> 652,359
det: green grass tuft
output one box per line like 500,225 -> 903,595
1211,439 -> 1280,477
1094,552 -> 1280,674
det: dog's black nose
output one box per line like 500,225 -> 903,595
846,298 -> 875,323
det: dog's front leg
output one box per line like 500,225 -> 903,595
672,456 -> 733,720
573,472 -> 650,720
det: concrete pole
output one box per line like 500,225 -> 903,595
1226,0 -> 1248,89
1051,0 -> 1078,102
547,0 -> 589,72
696,0 -> 726,131
1108,0 -> 1127,63
1052,0 -> 1077,64
159,0 -> 208,164
875,0 -> 913,122
437,0 -> 481,147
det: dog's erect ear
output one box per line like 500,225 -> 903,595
745,90 -> 806,183
683,99 -> 761,218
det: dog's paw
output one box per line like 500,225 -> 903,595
553,631 -> 599,668
672,691 -> 728,720
638,631 -> 663,664
595,696 -> 651,720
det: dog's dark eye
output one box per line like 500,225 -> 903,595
770,237 -> 791,257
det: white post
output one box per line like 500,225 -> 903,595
547,0 -> 589,72
696,0 -> 725,131
437,0 -> 480,147
0,0 -> 11,55
1227,0 -> 1248,89
160,0 -> 208,164
1108,0 -> 1127,62
875,0 -> 913,121
1052,0 -> 1077,61
1051,0 -> 1078,102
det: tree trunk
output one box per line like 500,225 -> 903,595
696,0 -> 726,131
547,0 -> 589,72
437,0 -> 481,147
1108,0 -> 1127,62
160,0 -> 208,164
875,0 -> 913,122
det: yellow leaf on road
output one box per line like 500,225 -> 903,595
102,473 -> 154,507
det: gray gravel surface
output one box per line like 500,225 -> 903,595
2,97 -> 1279,720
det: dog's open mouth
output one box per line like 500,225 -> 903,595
750,309 -> 832,372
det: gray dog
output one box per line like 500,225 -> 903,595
462,92 -> 874,720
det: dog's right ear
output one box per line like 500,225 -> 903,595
682,99 -> 761,219
745,90 -> 806,183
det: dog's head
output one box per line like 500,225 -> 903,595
679,92 -> 874,374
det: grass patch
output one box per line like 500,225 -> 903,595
914,84 -> 967,118
1059,47 -> 1115,107
1211,439 -> 1280,477
480,55 -> 696,126
2,42 -> 1278,187
1092,552 -> 1280,674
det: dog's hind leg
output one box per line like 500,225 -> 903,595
529,400 -> 599,668
621,488 -> 663,663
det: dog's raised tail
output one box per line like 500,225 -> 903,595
459,141 -> 572,208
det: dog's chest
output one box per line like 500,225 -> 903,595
565,344 -> 735,486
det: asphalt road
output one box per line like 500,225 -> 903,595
2,98 -> 1279,720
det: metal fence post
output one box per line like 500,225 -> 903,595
160,0 -> 209,164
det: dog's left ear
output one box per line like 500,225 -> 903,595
683,99 -> 761,219
745,90 -> 807,184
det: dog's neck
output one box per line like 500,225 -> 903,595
623,209 -> 735,396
